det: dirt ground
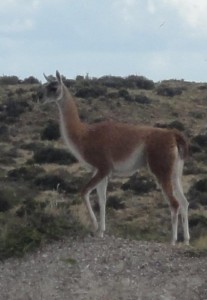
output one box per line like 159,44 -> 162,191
0,235 -> 207,300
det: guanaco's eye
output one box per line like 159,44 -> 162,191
50,86 -> 57,92
48,82 -> 58,92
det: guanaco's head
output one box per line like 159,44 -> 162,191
39,70 -> 64,104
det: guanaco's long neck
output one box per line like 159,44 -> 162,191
57,85 -> 86,153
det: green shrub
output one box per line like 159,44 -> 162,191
121,174 -> 156,194
0,208 -> 86,259
0,75 -> 20,85
134,94 -> 151,104
75,85 -> 106,98
0,98 -> 31,121
0,180 -> 38,204
41,120 -> 60,140
107,195 -> 126,210
33,146 -> 77,165
0,193 -> 87,260
0,220 -> 42,259
125,75 -> 155,90
188,178 -> 207,207
0,125 -> 9,141
34,173 -> 79,193
97,76 -> 125,88
22,76 -> 40,84
154,120 -> 185,131
8,165 -> 45,181
118,89 -> 131,101
192,134 -> 207,147
188,214 -> 207,243
184,159 -> 206,175
97,75 -> 154,90
156,85 -> 183,97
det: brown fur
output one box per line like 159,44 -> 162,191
61,87 -> 188,210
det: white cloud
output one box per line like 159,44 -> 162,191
0,19 -> 34,33
147,0 -> 156,14
0,1 -> 43,34
114,0 -> 207,34
0,37 -> 17,50
0,0 -> 57,33
160,0 -> 207,30
0,0 -> 41,12
113,0 -> 143,26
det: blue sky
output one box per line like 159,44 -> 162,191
0,0 -> 207,82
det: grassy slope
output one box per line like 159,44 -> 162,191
0,78 -> 207,259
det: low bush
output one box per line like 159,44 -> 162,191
97,75 -> 154,90
0,206 -> 86,259
134,94 -> 151,104
0,146 -> 18,165
118,89 -> 131,101
20,142 -> 45,152
8,165 -> 45,181
192,134 -> 207,147
5,99 -> 25,117
125,75 -> 155,90
0,98 -> 31,121
188,178 -> 207,208
184,159 -> 206,175
155,120 -> 185,131
0,176 -> 86,260
107,91 -> 119,99
188,214 -> 207,242
22,76 -> 40,84
34,173 -> 79,194
0,125 -> 9,141
33,146 -> 77,165
156,85 -> 183,97
97,76 -> 125,88
41,120 -> 60,141
0,182 -> 37,213
0,75 -> 20,85
121,174 -> 156,194
75,85 -> 107,99
189,111 -> 206,119
107,195 -> 126,210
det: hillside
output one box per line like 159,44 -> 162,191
0,75 -> 207,299
0,75 -> 207,255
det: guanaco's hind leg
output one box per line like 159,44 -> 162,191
147,144 -> 189,245
161,181 -> 180,245
171,157 -> 190,245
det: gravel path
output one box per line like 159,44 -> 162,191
0,235 -> 207,300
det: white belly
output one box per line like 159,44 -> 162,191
112,145 -> 146,177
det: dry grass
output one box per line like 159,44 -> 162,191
1,77 -> 207,259
193,235 -> 207,252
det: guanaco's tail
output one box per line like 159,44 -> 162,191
173,129 -> 188,160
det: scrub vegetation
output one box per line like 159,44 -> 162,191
0,74 -> 207,259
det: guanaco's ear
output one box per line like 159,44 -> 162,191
43,73 -> 52,82
56,70 -> 62,84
